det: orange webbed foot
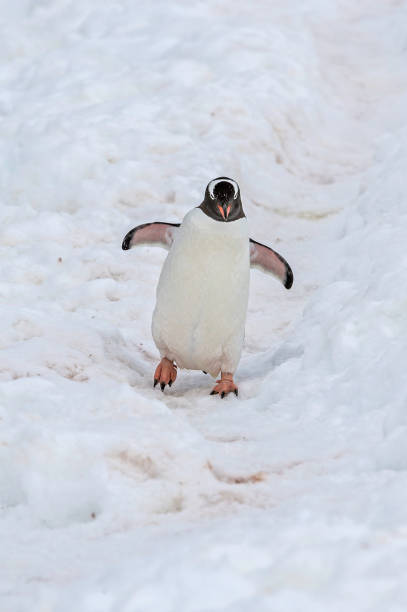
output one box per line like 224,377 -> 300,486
153,358 -> 177,392
210,372 -> 238,398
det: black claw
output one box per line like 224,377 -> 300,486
221,391 -> 225,399
234,389 -> 238,397
202,371 -> 207,375
153,378 -> 158,388
168,380 -> 172,387
160,382 -> 165,392
210,390 -> 217,395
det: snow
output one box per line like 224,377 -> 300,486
1,0 -> 407,610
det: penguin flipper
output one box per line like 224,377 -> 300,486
249,238 -> 293,289
122,222 -> 180,251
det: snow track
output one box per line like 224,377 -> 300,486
1,1 -> 407,610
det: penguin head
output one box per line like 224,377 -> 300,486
200,177 -> 245,222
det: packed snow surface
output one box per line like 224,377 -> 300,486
1,0 -> 407,610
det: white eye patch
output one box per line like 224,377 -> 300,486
208,178 -> 239,200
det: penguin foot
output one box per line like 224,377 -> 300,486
210,372 -> 238,398
153,358 -> 177,392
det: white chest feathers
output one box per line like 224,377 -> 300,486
152,208 -> 250,377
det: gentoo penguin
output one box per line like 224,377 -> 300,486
122,177 -> 293,397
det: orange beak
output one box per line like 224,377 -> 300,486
217,204 -> 231,220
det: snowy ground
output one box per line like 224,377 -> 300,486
1,0 -> 407,610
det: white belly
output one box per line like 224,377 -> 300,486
152,208 -> 250,377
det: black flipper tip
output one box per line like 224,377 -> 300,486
285,266 -> 294,289
122,229 -> 135,250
